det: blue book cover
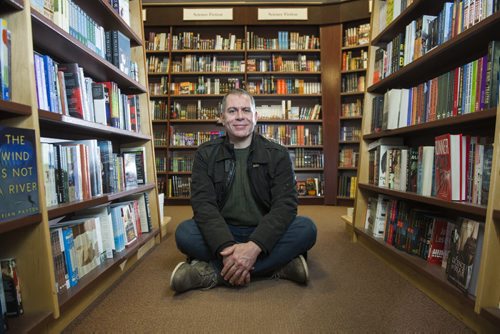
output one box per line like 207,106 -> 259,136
0,126 -> 39,222
61,227 -> 79,287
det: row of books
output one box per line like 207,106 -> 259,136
172,33 -> 244,51
246,31 -> 320,50
341,73 -> 365,94
289,148 -> 324,169
49,192 -> 152,294
341,49 -> 368,72
170,101 -> 220,120
296,176 -> 324,197
378,0 -> 414,32
339,126 -> 361,142
32,1 -> 135,79
34,54 -> 142,132
256,124 -> 323,146
339,148 -> 359,168
371,45 -> 500,133
168,175 -> 191,197
169,154 -> 195,172
171,56 -> 244,73
146,32 -> 169,51
153,128 -> 168,147
341,99 -> 363,117
374,2 -> 500,83
343,23 -> 370,47
147,55 -> 169,73
338,175 -> 357,198
147,31 -> 320,51
367,134 -> 492,205
247,55 -> 321,73
169,130 -> 225,147
246,79 -> 321,95
256,103 -> 321,121
169,77 -> 243,96
365,194 -> 483,295
41,139 -> 147,207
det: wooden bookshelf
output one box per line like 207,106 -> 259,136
0,1 -> 162,332
353,1 -> 500,331
144,2 -> 371,205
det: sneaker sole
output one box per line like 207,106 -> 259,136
298,255 -> 309,283
170,261 -> 186,290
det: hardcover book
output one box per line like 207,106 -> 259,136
434,134 -> 462,201
446,218 -> 482,292
0,126 -> 39,222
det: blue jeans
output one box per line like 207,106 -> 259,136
175,216 -> 317,277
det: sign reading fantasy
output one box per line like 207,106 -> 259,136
0,126 -> 39,222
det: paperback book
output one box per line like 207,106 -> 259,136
0,126 -> 39,222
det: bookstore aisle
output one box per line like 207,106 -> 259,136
62,206 -> 473,333
353,0 -> 500,332
1,0 -> 161,332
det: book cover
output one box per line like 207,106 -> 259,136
0,126 -> 39,222
446,218 -> 481,292
296,180 -> 307,196
112,30 -> 131,76
122,152 -> 138,188
434,134 -> 462,201
120,147 -> 146,185
0,258 -> 23,316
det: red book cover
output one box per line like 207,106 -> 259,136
427,218 -> 448,265
435,134 -> 451,200
435,134 -> 462,201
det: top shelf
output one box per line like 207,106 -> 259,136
30,9 -> 147,95
371,0 -> 449,46
73,0 -> 142,46
368,11 -> 500,94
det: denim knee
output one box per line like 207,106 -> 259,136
175,219 -> 196,253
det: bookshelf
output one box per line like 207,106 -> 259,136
353,0 -> 500,331
337,20 -> 370,205
0,0 -> 161,332
146,24 -> 325,204
143,2 -> 371,206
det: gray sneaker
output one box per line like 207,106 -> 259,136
273,255 -> 309,285
170,260 -> 219,293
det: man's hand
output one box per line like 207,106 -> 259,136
220,241 -> 261,286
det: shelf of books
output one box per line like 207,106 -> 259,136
0,0 -> 162,332
337,20 -> 370,206
353,0 -> 500,331
146,23 -> 326,205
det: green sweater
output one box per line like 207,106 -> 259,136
221,147 -> 264,226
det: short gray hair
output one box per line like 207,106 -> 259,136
220,88 -> 256,114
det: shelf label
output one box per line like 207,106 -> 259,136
183,8 -> 233,21
258,8 -> 308,20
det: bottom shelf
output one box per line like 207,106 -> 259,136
480,307 -> 500,329
57,229 -> 160,310
354,227 -> 476,305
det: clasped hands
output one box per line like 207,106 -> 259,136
220,241 -> 261,286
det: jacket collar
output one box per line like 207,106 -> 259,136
216,133 -> 269,163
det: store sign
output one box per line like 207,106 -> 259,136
183,8 -> 233,21
258,8 -> 308,21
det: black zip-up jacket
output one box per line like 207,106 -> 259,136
190,133 -> 298,257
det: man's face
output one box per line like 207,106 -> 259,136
221,93 -> 258,145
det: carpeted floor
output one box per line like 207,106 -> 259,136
63,205 -> 473,333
